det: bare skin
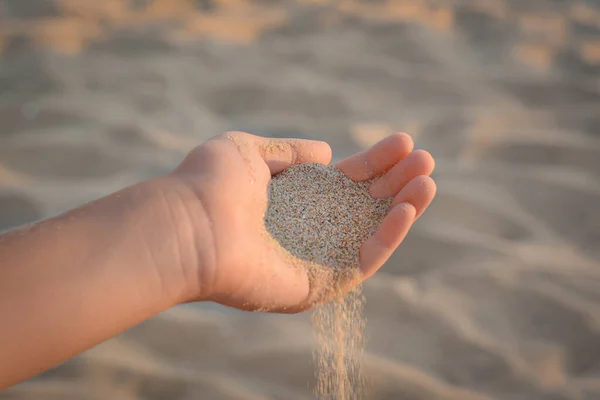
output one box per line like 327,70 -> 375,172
0,131 -> 436,389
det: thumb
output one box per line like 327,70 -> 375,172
254,136 -> 333,175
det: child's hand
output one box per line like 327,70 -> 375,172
160,131 -> 436,312
0,130 -> 435,387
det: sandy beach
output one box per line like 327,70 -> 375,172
1,0 -> 600,399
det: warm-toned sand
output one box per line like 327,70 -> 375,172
265,163 -> 391,271
2,1 -> 600,399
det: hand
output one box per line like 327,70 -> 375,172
162,131 -> 436,313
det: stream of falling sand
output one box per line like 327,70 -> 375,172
312,287 -> 366,400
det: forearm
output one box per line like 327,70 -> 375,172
0,178 -> 187,389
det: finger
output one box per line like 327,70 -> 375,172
392,175 -> 437,219
254,136 -> 333,175
360,202 -> 416,279
334,132 -> 414,181
369,150 -> 435,198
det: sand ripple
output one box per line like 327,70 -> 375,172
2,1 -> 600,399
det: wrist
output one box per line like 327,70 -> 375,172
137,174 -> 213,305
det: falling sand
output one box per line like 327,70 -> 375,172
265,163 -> 392,400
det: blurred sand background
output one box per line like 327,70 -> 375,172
1,0 -> 600,399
